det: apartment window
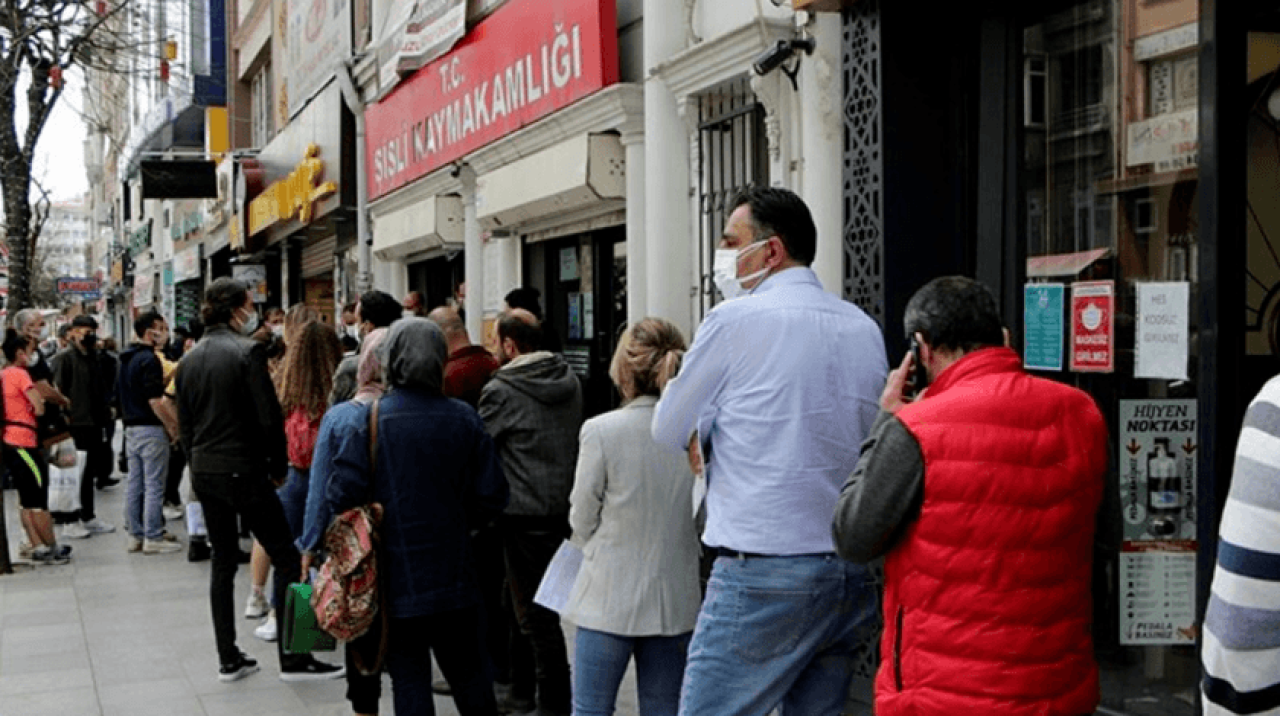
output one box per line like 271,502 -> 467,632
251,64 -> 273,148
1024,56 -> 1047,127
1149,53 -> 1198,117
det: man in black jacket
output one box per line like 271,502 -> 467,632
52,315 -> 117,539
176,278 -> 343,684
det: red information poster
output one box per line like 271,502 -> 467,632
1070,280 -> 1115,372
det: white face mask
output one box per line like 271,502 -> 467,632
26,352 -> 39,367
238,309 -> 260,336
712,242 -> 769,301
402,310 -> 417,320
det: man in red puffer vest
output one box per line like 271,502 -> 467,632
833,276 -> 1107,716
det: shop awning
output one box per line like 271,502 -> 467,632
1026,247 -> 1112,278
372,195 -> 464,261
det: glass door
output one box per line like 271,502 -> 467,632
1020,2 -> 1201,712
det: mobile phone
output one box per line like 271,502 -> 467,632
908,336 -> 928,394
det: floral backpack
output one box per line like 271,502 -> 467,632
311,399 -> 387,668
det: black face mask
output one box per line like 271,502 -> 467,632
82,333 -> 98,350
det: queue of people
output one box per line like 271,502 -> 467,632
3,185 -> 1141,716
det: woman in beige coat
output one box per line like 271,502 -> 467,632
563,318 -> 701,716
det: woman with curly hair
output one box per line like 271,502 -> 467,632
247,317 -> 341,640
276,320 -> 344,538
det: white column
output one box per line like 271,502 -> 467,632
620,125 -> 647,324
802,15 -> 845,296
643,0 -> 692,336
461,165 -> 484,344
493,232 -> 520,314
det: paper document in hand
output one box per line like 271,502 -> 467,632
533,540 -> 584,614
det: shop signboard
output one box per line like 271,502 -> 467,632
1118,399 -> 1198,645
394,0 -> 466,79
248,144 -> 339,236
57,277 -> 101,300
1023,283 -> 1064,371
1069,280 -> 1114,373
174,245 -> 203,283
1135,281 -> 1189,380
366,0 -> 619,201
286,0 -> 351,118
1127,108 -> 1197,172
133,272 -> 155,308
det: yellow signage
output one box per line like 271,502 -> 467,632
248,144 -> 338,236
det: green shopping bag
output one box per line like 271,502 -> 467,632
282,582 -> 337,655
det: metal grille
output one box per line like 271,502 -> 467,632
843,2 -> 884,707
696,77 -> 768,316
842,0 -> 885,327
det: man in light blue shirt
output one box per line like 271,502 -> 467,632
653,186 -> 887,716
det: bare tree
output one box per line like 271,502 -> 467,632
0,0 -> 140,316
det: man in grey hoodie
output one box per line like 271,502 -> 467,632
479,308 -> 582,716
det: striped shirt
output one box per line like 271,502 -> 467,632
1203,376 -> 1280,715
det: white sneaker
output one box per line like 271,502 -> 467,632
126,536 -> 143,553
245,590 -> 269,619
17,540 -> 35,559
162,503 -> 184,520
143,539 -> 183,555
254,613 -> 277,642
61,522 -> 91,539
82,518 -> 115,534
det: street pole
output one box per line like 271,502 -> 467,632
335,62 -> 372,294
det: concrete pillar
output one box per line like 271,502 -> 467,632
461,165 -> 484,344
643,0 -> 692,336
493,232 -> 520,313
620,125 -> 647,324
802,14 -> 845,296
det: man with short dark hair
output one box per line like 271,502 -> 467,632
52,314 -> 117,539
653,186 -> 887,716
833,276 -> 1107,716
331,290 -> 402,405
118,311 -> 181,555
177,277 -> 343,683
479,308 -> 582,716
429,305 -> 498,408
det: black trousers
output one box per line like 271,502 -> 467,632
501,517 -> 571,714
385,607 -> 498,716
165,443 -> 185,505
192,470 -> 305,668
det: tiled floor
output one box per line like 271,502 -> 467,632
0,434 -> 640,715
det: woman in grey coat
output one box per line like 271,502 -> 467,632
563,318 -> 701,716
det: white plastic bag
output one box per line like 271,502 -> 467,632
47,449 -> 86,513
186,502 -> 207,536
48,438 -> 76,468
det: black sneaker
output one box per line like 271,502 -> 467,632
96,476 -> 121,490
54,544 -> 72,559
279,657 -> 345,682
218,652 -> 260,682
188,536 -> 211,562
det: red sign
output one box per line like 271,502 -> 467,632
365,0 -> 618,201
1070,280 -> 1115,373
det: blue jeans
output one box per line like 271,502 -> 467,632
678,555 -> 876,716
277,465 -> 309,540
124,425 -> 169,541
574,627 -> 691,716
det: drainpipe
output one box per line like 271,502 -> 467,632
335,61 -> 373,294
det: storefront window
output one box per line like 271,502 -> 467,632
1021,1 -> 1200,712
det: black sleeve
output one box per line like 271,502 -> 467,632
832,411 -> 926,564
246,341 -> 287,482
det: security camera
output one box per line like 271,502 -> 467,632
751,37 -> 817,78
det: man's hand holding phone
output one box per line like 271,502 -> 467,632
880,351 -> 916,414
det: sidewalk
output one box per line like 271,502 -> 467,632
0,449 -> 640,715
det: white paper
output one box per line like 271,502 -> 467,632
533,540 -> 583,614
1135,282 -> 1189,380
